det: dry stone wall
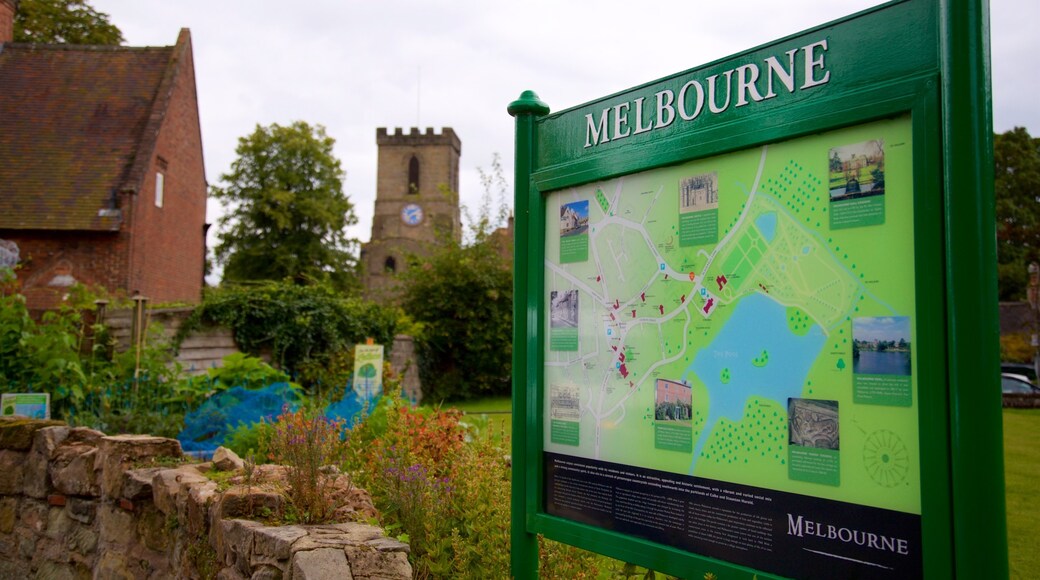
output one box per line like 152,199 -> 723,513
0,417 -> 411,579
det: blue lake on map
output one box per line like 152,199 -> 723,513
755,212 -> 777,242
684,293 -> 826,473
853,350 -> 911,375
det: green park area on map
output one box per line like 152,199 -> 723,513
543,116 -> 922,515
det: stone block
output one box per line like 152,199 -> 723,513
253,525 -> 307,561
291,548 -> 352,580
50,444 -> 99,496
343,546 -> 412,580
138,505 -> 171,552
123,467 -> 163,500
20,499 -> 47,533
250,564 -> 285,580
97,435 -> 182,499
222,519 -> 263,576
96,551 -> 135,580
218,488 -> 285,520
16,527 -> 36,558
34,560 -> 86,580
326,523 -> 386,544
24,425 -> 69,498
66,497 -> 95,524
45,505 -> 73,540
217,567 -> 249,580
0,535 -> 14,557
0,497 -> 17,533
152,465 -> 210,515
213,446 -> 245,472
65,524 -> 98,556
0,560 -> 30,578
0,449 -> 26,494
98,503 -> 136,548
0,417 -> 64,451
66,426 -> 104,444
186,480 -> 219,537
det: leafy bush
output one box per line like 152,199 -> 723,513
181,281 -> 401,389
223,420 -> 273,459
398,240 -> 512,402
190,352 -> 290,392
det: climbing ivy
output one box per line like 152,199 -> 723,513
180,281 -> 401,388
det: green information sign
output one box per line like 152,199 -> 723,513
510,1 -> 1005,579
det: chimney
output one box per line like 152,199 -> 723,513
0,0 -> 15,44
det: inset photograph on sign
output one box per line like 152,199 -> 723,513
787,398 -> 840,486
549,289 -> 580,351
550,383 -> 581,446
829,139 -> 886,229
559,200 -> 590,263
679,172 -> 719,247
853,316 -> 912,406
654,379 -> 693,452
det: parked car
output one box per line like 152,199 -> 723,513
1001,373 -> 1040,394
1001,363 -> 1036,383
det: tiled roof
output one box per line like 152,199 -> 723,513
0,42 -> 175,231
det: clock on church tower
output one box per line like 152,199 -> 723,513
401,203 -> 423,226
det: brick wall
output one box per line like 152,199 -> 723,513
0,0 -> 14,44
127,31 -> 207,304
0,230 -> 131,311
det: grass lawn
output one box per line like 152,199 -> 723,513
1005,408 -> 1040,579
442,396 -> 512,438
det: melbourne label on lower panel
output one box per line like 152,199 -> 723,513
545,453 -> 921,579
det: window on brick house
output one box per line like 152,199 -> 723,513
155,157 -> 168,208
155,172 -> 165,208
408,156 -> 420,194
385,256 -> 397,273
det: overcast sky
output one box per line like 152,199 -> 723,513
89,0 -> 1039,271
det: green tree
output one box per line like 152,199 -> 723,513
213,121 -> 359,289
14,0 -> 124,45
995,127 -> 1040,300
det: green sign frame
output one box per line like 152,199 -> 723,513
509,1 -> 1005,578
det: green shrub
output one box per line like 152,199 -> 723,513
191,352 -> 290,392
398,240 -> 512,402
223,420 -> 273,459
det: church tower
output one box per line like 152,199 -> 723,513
360,127 -> 461,302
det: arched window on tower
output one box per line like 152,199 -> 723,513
384,256 -> 397,273
408,155 -> 420,194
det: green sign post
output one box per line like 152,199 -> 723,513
510,0 -> 1005,578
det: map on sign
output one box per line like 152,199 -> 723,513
543,116 -> 921,515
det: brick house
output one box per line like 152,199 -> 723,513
0,0 -> 207,312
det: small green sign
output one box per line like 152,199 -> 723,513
1,393 -> 50,419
